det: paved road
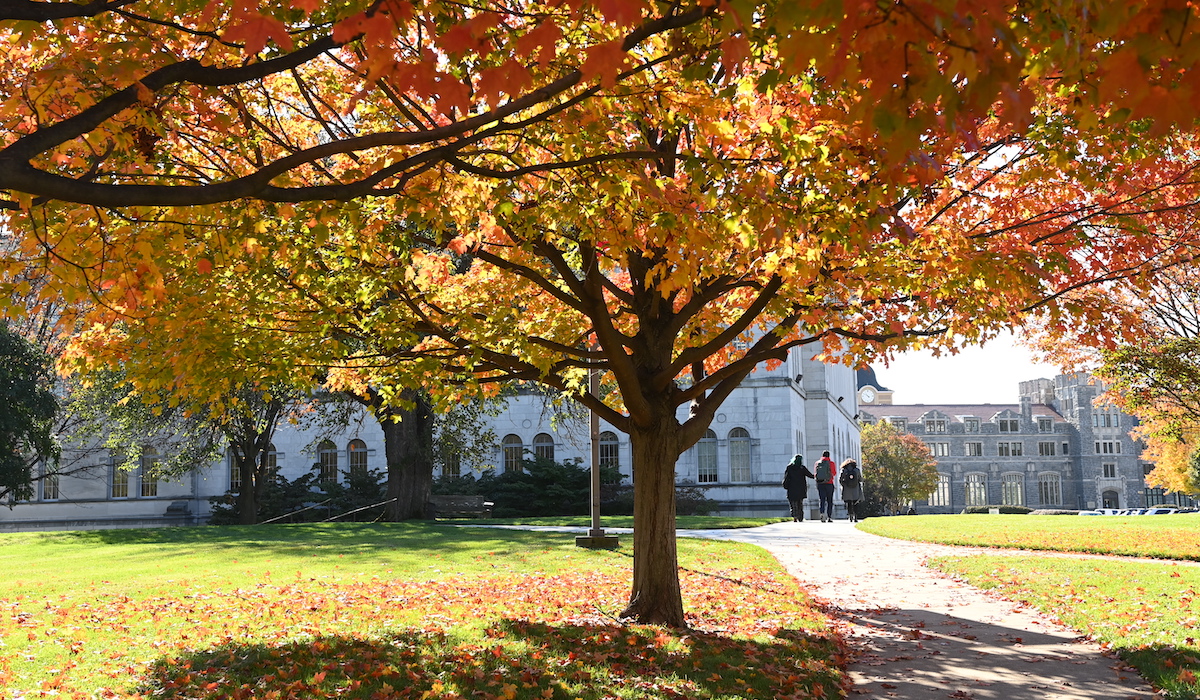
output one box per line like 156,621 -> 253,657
685,521 -> 1157,700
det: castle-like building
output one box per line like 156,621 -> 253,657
857,371 -> 1195,512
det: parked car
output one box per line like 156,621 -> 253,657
1143,507 -> 1178,515
1078,510 -> 1102,516
1117,508 -> 1147,516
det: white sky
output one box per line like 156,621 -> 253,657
871,331 -> 1064,405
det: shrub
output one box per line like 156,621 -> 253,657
600,483 -> 719,516
433,456 -> 623,517
961,505 -> 1033,515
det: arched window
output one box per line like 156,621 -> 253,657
1001,473 -> 1024,506
502,434 -> 524,473
928,474 -> 951,507
348,439 -> 368,476
599,431 -> 620,469
140,446 -> 159,497
533,433 -> 555,461
697,430 -> 718,483
728,428 -> 751,482
318,440 -> 338,484
1038,473 -> 1062,506
965,473 -> 987,506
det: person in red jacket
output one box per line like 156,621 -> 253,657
814,450 -> 837,522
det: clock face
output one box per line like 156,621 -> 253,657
860,387 -> 876,403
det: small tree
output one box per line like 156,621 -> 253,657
860,422 -> 939,515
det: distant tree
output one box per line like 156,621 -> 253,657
1088,270 -> 1200,497
72,369 -> 347,523
0,321 -> 60,501
860,422 -> 939,515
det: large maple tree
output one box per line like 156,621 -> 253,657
11,1 -> 1200,627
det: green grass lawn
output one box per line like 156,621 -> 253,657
465,515 -> 789,529
0,523 -> 843,699
931,555 -> 1200,700
858,513 -> 1200,559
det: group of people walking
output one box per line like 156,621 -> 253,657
782,451 -> 863,522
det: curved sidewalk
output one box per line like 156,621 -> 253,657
687,521 -> 1157,699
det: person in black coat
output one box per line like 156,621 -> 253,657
781,454 -> 815,522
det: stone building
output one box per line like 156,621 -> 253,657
858,371 -> 1196,512
478,346 -> 861,516
0,346 -> 861,529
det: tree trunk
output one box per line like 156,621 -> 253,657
378,389 -> 435,521
237,455 -> 257,524
620,419 -> 686,628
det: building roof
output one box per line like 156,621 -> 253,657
859,403 -> 1066,421
856,367 -> 890,391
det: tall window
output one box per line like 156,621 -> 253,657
998,443 -> 1010,457
965,473 -> 987,506
140,447 -> 159,497
1096,441 -> 1121,454
925,419 -> 947,434
697,430 -> 718,483
1038,442 -> 1056,456
998,442 -> 1023,457
729,428 -> 751,482
228,448 -> 241,492
599,431 -> 620,469
1038,473 -> 1062,506
502,434 -> 524,473
348,439 -> 368,476
1103,462 -> 1117,478
1001,473 -> 1024,506
533,433 -> 555,461
928,474 -> 951,507
443,452 -> 461,478
111,461 -> 129,499
1062,442 -> 1070,455
318,440 -> 338,483
42,473 -> 60,501
931,442 -> 949,457
998,418 -> 1019,432
964,419 -> 980,433
966,442 -> 983,456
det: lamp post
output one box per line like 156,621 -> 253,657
576,365 -> 619,550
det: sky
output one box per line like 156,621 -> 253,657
871,331 -> 1064,406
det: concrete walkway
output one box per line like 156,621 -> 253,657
686,521 -> 1157,700
470,522 -> 1158,698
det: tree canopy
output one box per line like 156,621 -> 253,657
0,320 -> 60,501
11,1 -> 1200,627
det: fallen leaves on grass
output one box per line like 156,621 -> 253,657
2,568 -> 844,699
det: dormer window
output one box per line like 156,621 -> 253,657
964,418 -> 980,433
998,418 -> 1019,432
925,419 -> 947,434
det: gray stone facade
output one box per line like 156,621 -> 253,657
859,372 -> 1194,512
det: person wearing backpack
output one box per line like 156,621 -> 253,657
814,450 -> 837,522
781,454 -> 815,522
839,458 -> 864,523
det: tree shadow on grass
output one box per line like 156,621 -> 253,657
34,522 -> 583,561
133,618 -> 843,699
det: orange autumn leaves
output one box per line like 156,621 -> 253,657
2,566 -> 842,699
